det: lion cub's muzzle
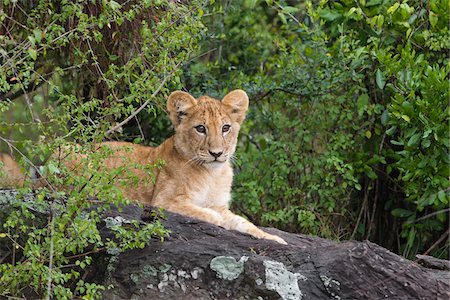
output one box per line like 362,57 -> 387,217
205,150 -> 228,165
209,151 -> 223,159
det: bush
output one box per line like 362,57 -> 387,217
315,0 -> 449,257
0,0 -> 204,298
184,0 -> 449,258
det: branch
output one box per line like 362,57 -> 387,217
0,71 -> 53,102
105,62 -> 181,136
45,205 -> 55,300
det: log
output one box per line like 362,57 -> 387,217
1,190 -> 449,299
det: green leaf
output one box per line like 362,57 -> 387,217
401,115 -> 411,122
346,7 -> 357,17
33,29 -> 43,43
386,126 -> 397,135
377,14 -> 384,28
367,169 -> 377,179
109,1 -> 121,10
366,0 -> 383,7
47,163 -> 61,175
402,172 -> 414,181
421,138 -> 431,148
28,48 -> 37,60
375,69 -> 386,89
278,12 -> 287,24
387,2 -> 400,14
357,93 -> 369,114
28,36 -> 35,47
407,133 -> 421,147
391,139 -> 404,145
319,9 -> 341,21
437,190 -> 447,204
401,101 -> 414,115
429,11 -> 438,28
381,110 -> 389,125
247,0 -> 259,8
391,208 -> 414,218
423,129 -> 432,138
282,6 -> 299,14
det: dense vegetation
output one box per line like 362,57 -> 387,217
0,0 -> 448,298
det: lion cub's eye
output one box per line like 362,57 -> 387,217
222,124 -> 231,133
195,125 -> 206,134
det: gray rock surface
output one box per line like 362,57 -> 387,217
1,190 -> 449,299
100,204 -> 450,300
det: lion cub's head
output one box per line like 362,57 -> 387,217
167,89 -> 249,168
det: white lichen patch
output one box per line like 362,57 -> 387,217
209,256 -> 248,280
104,216 -> 132,228
320,275 -> 341,300
255,278 -> 264,286
155,267 -> 203,293
190,267 -> 203,280
132,264 -> 203,293
263,260 -> 307,300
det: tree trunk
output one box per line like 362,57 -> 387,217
1,190 -> 448,299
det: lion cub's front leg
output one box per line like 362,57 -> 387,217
213,206 -> 287,245
156,197 -> 286,244
157,198 -> 224,227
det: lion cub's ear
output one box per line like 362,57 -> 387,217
222,89 -> 249,124
167,91 -> 197,126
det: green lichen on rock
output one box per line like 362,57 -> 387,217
142,265 -> 158,278
263,260 -> 307,300
209,256 -> 248,280
130,273 -> 140,284
0,190 -> 17,205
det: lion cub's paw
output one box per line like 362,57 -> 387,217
265,233 -> 287,245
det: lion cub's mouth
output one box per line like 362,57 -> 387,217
206,158 -> 227,165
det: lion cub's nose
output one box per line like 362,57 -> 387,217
209,151 -> 223,158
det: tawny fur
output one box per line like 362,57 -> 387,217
0,153 -> 24,188
18,90 -> 287,244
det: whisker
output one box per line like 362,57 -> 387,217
196,156 -> 205,166
229,154 -> 237,166
183,156 -> 199,168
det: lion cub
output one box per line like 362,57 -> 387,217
58,90 -> 287,244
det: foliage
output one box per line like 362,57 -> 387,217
0,1 -> 448,297
0,0 -> 205,298
314,0 -> 449,258
184,0 -> 449,257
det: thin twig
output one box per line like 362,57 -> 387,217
0,48 -> 38,123
63,247 -> 106,261
135,115 -> 145,140
351,185 -> 369,239
406,208 -> 450,224
45,203 -> 55,300
86,39 -> 121,103
421,228 -> 450,257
